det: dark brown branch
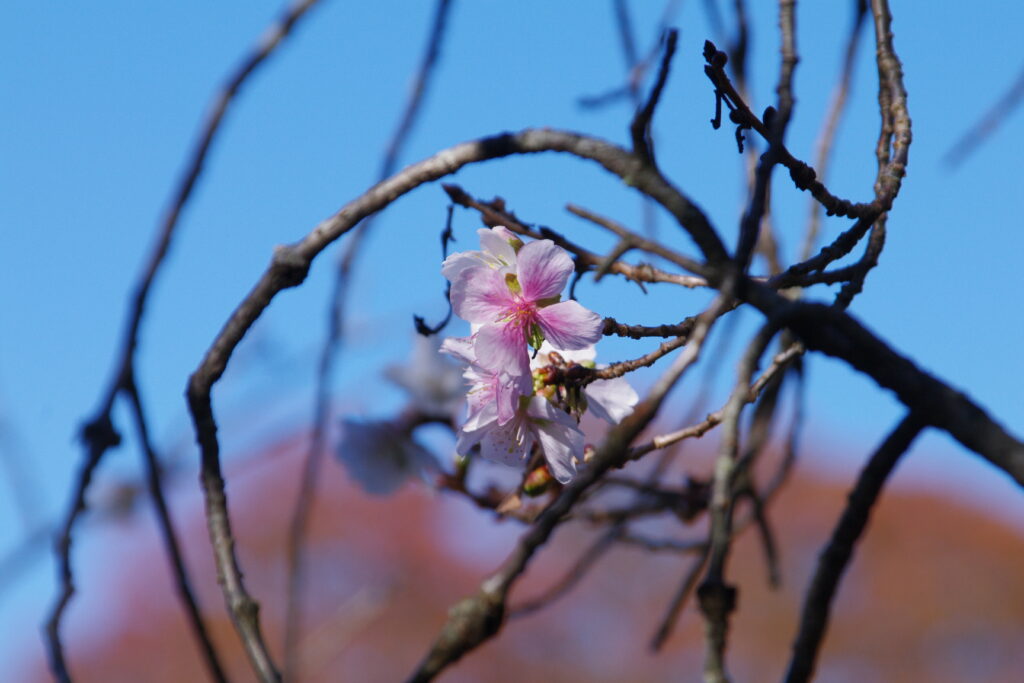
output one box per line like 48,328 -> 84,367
799,0 -> 867,261
282,1 -> 455,677
769,0 -> 909,296
602,316 -> 695,339
47,2 -> 323,680
444,186 -> 710,284
187,127 -> 728,683
591,335 -> 691,382
650,547 -> 710,651
783,413 -> 926,683
742,283 -> 1024,487
508,529 -> 619,617
125,378 -> 227,682
630,29 -> 678,164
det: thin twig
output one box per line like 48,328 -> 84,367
565,203 -> 708,279
629,341 -> 804,459
630,29 -> 679,165
125,378 -> 227,682
508,529 -> 620,617
650,547 -> 711,651
444,185 -> 711,283
698,323 -> 780,683
944,59 -> 1024,168
783,413 -> 926,683
46,3 -> 322,680
800,0 -> 867,262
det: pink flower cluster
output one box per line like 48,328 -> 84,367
442,227 -> 637,483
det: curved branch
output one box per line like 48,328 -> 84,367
187,127 -> 726,682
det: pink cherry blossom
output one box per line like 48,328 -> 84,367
455,394 -> 584,484
448,239 -> 602,375
440,336 -> 529,427
440,226 -> 521,282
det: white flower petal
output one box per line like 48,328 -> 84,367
585,377 -> 638,424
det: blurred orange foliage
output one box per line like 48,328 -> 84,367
26,434 -> 1024,682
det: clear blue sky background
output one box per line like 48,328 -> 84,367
2,0 -> 1023,673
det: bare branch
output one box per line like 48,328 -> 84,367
125,378 -> 227,682
800,0 -> 868,261
629,340 -> 804,459
630,29 -> 679,164
187,127 -> 730,683
943,59 -> 1024,167
784,413 -> 926,682
743,285 -> 1024,487
46,4 -> 323,679
650,547 -> 710,651
508,530 -> 619,617
698,323 -> 780,682
445,186 -> 710,285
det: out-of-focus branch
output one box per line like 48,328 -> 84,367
283,1 -> 455,678
650,547 -> 710,651
47,2 -> 322,681
630,29 -> 678,165
565,203 -> 708,281
783,413 -> 925,683
704,41 -> 868,220
508,529 -> 619,617
698,323 -> 779,683
579,0 -> 683,110
944,59 -> 1024,168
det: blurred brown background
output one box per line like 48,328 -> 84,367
20,434 -> 1024,682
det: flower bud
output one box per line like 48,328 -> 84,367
523,464 -> 555,496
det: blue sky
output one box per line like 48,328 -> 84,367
3,0 -> 1023,673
